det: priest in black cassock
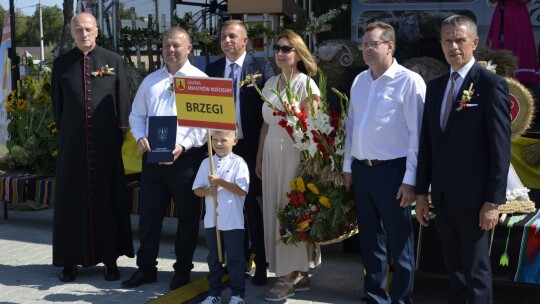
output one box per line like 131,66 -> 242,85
50,12 -> 134,282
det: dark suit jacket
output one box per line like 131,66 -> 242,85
205,54 -> 274,142
205,54 -> 274,196
416,61 -> 511,211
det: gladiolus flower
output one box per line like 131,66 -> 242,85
319,196 -> 332,208
296,177 -> 305,193
307,183 -> 319,195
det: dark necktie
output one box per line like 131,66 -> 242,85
228,63 -> 238,103
443,72 -> 459,131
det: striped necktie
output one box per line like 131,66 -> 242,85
442,72 -> 459,131
228,63 -> 238,103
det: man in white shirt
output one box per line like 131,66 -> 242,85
343,22 -> 425,304
122,26 -> 208,290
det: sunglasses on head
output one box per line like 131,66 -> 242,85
272,45 -> 295,54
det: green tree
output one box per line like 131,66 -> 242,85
13,9 -> 27,46
58,0 -> 74,56
20,5 -> 63,47
0,5 -> 5,33
312,0 -> 350,41
119,3 -> 132,20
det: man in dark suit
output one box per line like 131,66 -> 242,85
415,15 -> 511,303
205,19 -> 275,286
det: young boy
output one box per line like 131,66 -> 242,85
193,130 -> 249,304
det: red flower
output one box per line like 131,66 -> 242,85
297,192 -> 306,205
298,231 -> 311,242
289,192 -> 298,206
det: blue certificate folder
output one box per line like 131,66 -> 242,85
147,116 -> 177,163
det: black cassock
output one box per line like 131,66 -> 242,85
51,46 -> 134,267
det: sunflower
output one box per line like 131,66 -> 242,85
16,98 -> 27,110
47,122 -> 57,134
4,91 -> 16,105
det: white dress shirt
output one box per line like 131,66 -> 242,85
225,52 -> 246,139
343,59 -> 426,185
439,58 -> 475,128
129,61 -> 208,150
193,152 -> 249,230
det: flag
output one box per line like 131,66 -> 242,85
22,50 -> 32,59
1,12 -> 12,95
0,12 -> 12,144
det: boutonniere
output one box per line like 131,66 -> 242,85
168,83 -> 174,95
91,65 -> 115,77
239,72 -> 262,88
456,83 -> 478,111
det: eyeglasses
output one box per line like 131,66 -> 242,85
273,44 -> 295,54
358,41 -> 390,51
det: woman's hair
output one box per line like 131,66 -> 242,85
276,29 -> 317,76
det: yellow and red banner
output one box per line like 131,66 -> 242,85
174,76 -> 236,131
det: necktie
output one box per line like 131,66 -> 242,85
442,72 -> 459,131
228,63 -> 238,103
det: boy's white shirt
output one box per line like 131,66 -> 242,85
192,152 -> 249,230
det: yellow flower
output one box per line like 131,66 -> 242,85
16,98 -> 27,110
4,91 -> 15,105
51,150 -> 58,157
40,92 -> 51,104
296,177 -> 305,193
319,196 -> 332,208
47,122 -> 57,134
26,76 -> 37,93
5,104 -> 14,112
307,183 -> 319,195
289,181 -> 297,191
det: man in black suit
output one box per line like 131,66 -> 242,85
415,15 -> 511,303
205,19 -> 275,286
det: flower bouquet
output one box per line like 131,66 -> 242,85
242,70 -> 357,245
277,176 -> 357,245
1,73 -> 58,175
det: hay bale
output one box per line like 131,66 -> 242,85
475,46 -> 517,78
402,57 -> 448,83
315,40 -> 365,92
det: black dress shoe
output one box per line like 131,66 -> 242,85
104,263 -> 121,281
251,267 -> 267,286
59,266 -> 77,282
169,273 -> 190,290
121,271 -> 157,288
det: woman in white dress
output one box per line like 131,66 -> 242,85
255,29 -> 321,302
